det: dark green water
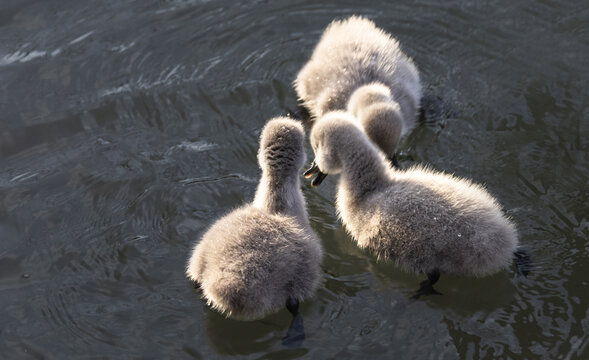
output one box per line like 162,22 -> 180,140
1,0 -> 588,358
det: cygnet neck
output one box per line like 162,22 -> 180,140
338,133 -> 391,200
253,170 -> 308,226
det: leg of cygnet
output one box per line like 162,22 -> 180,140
412,269 -> 442,299
427,269 -> 440,285
282,297 -> 305,347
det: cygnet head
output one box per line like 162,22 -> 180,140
258,117 -> 306,178
347,83 -> 403,155
309,111 -> 364,175
347,83 -> 392,115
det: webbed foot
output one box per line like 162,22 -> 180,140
282,298 -> 305,347
411,269 -> 442,299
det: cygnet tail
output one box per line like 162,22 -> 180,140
282,313 -> 305,347
513,248 -> 532,277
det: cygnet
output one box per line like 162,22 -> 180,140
295,15 -> 421,176
306,111 -> 525,296
186,117 -> 322,344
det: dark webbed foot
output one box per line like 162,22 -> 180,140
513,248 -> 532,277
427,269 -> 440,285
411,269 -> 442,299
282,298 -> 305,347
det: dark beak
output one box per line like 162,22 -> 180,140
303,161 -> 319,178
303,161 -> 328,187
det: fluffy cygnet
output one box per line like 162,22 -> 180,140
306,111 -> 521,295
186,117 -> 322,344
295,15 -> 421,169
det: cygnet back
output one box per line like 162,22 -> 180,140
294,15 -> 421,126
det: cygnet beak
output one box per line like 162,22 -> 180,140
303,161 -> 319,178
303,161 -> 328,187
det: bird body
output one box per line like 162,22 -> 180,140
295,16 -> 421,160
187,205 -> 321,319
309,112 -> 518,278
186,118 -> 322,321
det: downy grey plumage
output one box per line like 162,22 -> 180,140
308,111 -> 518,282
186,118 -> 322,322
295,16 -> 421,160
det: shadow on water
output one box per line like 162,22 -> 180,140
203,304 -> 311,358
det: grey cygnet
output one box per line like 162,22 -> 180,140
307,111 -> 520,296
186,117 -> 322,345
295,15 -> 421,176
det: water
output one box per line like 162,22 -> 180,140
1,0 -> 588,358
